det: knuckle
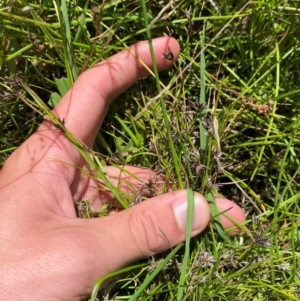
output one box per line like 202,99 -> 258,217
128,209 -> 169,256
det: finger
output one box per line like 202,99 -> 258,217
65,191 -> 245,298
84,190 -> 211,276
72,166 -> 167,211
53,37 -> 180,146
104,166 -> 167,197
215,197 -> 246,235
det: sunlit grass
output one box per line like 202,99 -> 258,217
1,0 -> 300,300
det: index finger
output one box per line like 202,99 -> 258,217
53,37 -> 180,146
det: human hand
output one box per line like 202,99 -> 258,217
0,37 -> 245,300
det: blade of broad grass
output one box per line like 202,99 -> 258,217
0,147 -> 17,154
74,0 -> 89,43
273,88 -> 300,101
275,133 -> 297,211
54,0 -> 77,84
128,243 -> 184,301
55,77 -> 70,96
206,191 -> 230,242
199,23 -> 206,152
176,189 -> 195,300
49,92 -> 62,107
281,162 -> 300,202
49,77 -> 70,107
115,115 -> 143,148
95,132 -> 114,156
4,42 -> 35,62
140,0 -> 183,189
0,9 -> 58,27
90,263 -> 146,301
247,280 -> 300,301
176,129 -> 194,189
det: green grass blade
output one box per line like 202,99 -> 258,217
128,243 -> 184,301
140,0 -> 183,189
199,23 -> 207,152
176,189 -> 195,300
20,81 -> 129,208
74,0 -> 89,43
206,191 -> 230,243
90,263 -> 146,301
55,0 -> 77,84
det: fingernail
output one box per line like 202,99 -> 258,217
173,194 -> 207,233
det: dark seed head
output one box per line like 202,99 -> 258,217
162,47 -> 174,61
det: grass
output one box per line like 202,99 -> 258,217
1,0 -> 300,300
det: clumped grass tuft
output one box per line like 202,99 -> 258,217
1,0 -> 300,300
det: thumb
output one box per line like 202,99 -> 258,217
88,190 -> 210,275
